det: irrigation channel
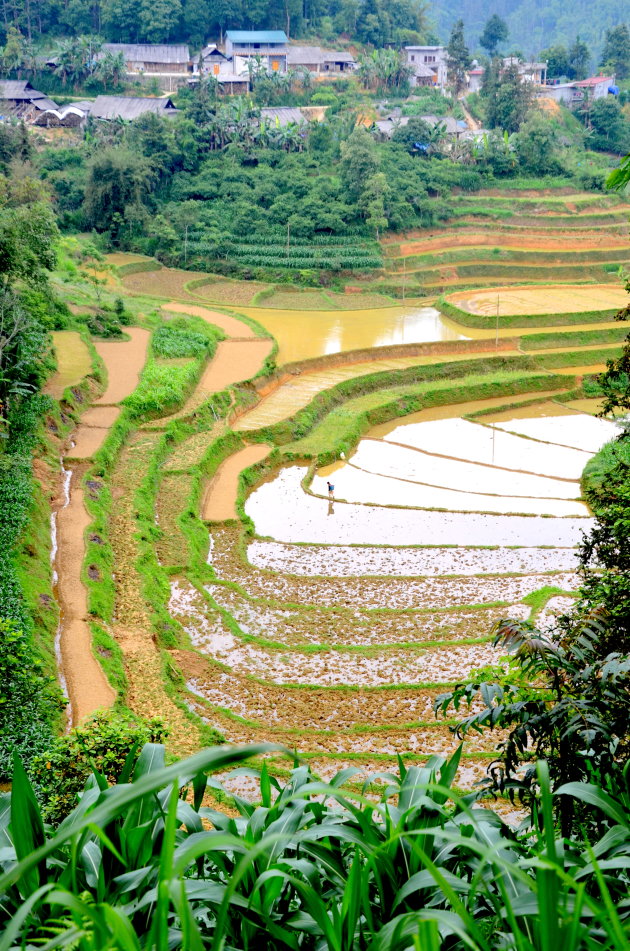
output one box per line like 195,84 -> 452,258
46,245 -> 629,796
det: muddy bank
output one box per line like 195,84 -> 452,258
203,444 -> 271,521
163,301 -> 258,339
55,466 -> 116,723
95,328 -> 150,404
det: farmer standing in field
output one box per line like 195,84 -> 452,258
327,480 -> 335,500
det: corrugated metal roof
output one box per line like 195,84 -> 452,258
226,30 -> 287,44
287,46 -> 323,65
261,106 -> 308,126
322,50 -> 355,63
90,95 -> 177,119
410,63 -> 436,77
100,44 -> 190,63
33,97 -> 59,110
0,79 -> 45,100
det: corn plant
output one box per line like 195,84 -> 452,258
1,744 -> 629,949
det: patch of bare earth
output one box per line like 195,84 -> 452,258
109,432 -> 201,756
203,445 -> 271,521
94,328 -> 150,404
57,466 -> 116,723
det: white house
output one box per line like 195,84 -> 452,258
224,30 -> 288,73
502,56 -> 547,84
404,46 -> 448,89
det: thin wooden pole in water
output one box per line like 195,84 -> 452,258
402,256 -> 406,302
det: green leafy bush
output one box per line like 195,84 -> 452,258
31,710 -> 168,823
123,360 -> 199,418
152,324 -> 212,359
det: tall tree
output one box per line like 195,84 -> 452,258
601,23 -> 630,80
339,127 -> 379,203
539,44 -> 569,79
484,61 -> 533,133
567,35 -> 590,80
479,14 -> 508,56
447,18 -> 471,94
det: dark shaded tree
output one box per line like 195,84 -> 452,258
567,35 -> 590,80
601,23 -> 630,80
446,18 -> 471,94
479,14 -> 508,56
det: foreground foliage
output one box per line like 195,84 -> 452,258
1,743 -> 629,949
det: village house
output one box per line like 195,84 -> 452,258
502,56 -> 547,84
99,44 -> 190,75
286,46 -> 356,74
538,75 -> 617,107
86,95 -> 178,120
404,46 -> 448,89
0,79 -> 57,120
224,30 -> 288,73
467,67 -> 484,93
192,44 -> 229,76
572,75 -> 616,100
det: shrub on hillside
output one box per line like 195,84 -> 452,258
31,710 -> 168,823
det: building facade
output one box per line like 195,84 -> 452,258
224,30 -> 288,73
404,46 -> 448,89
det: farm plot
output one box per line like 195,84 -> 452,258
45,331 -> 92,398
446,283 -> 627,317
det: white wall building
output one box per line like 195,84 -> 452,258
404,46 -> 448,89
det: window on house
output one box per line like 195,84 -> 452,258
410,55 -> 415,61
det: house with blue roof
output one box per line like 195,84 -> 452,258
225,30 -> 288,73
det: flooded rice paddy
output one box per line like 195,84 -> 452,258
240,305 -> 466,363
245,466 -> 591,546
244,401 -> 613,544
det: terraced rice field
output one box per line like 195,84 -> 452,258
380,191 -> 630,296
169,397 -> 615,786
49,194 -> 630,796
448,283 -> 628,317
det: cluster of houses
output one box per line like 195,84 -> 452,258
0,31 -> 618,128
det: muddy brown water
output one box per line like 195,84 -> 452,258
203,444 -> 271,521
95,327 -> 150,405
45,331 -> 92,398
237,305 -> 465,363
198,339 -> 273,393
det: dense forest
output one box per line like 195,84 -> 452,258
0,0 -> 628,61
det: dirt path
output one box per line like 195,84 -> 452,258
163,301 -> 258,339
95,328 -> 150,404
45,331 -> 92,399
56,469 -> 116,722
203,444 -> 271,521
55,329 -> 150,724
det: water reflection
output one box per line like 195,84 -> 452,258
240,306 -> 466,363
